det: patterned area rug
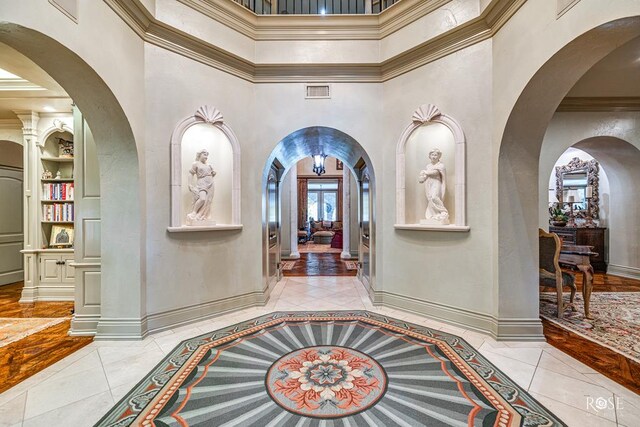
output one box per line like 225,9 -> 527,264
540,292 -> 640,363
0,317 -> 68,348
281,261 -> 296,271
299,242 -> 342,253
96,311 -> 565,426
343,260 -> 358,270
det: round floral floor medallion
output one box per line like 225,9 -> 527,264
265,346 -> 387,418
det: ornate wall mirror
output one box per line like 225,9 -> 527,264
555,157 -> 599,219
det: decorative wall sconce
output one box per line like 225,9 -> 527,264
312,154 -> 327,176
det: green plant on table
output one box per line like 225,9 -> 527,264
550,205 -> 569,222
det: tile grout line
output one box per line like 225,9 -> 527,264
527,350 -> 543,392
96,349 -> 116,404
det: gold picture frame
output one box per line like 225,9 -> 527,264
50,225 -> 74,248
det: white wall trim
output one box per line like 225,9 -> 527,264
95,317 -> 148,340
608,264 -> 640,280
395,104 -> 467,227
69,313 -> 99,336
169,105 -> 242,228
378,290 -> 544,341
104,0 -> 526,83
145,290 -> 268,334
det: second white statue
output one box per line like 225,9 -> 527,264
418,148 -> 450,225
186,149 -> 217,225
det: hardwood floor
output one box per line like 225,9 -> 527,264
283,253 -> 357,277
541,319 -> 640,394
0,282 -> 93,393
542,272 -> 640,394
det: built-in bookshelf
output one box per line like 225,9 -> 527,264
40,130 -> 75,248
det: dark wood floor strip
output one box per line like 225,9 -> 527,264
542,272 -> 640,394
283,253 -> 357,277
542,319 -> 640,395
0,282 -> 93,393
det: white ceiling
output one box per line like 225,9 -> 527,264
0,42 -> 72,120
567,36 -> 640,97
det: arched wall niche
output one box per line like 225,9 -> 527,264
395,104 -> 468,231
39,118 -> 73,148
168,105 -> 241,231
497,17 -> 640,339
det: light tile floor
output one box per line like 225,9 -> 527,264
1,276 -> 638,426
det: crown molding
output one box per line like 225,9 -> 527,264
176,0 -> 451,41
104,0 -> 526,83
557,97 -> 640,112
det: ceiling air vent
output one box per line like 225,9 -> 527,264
305,84 -> 331,99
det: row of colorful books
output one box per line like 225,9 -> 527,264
42,203 -> 74,222
43,182 -> 74,201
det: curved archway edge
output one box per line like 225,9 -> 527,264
497,17 -> 640,338
260,126 -> 377,299
0,23 -> 144,338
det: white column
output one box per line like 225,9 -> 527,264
341,168 -> 351,259
289,167 -> 300,259
15,111 -> 40,302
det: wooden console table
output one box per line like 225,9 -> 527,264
559,245 -> 597,319
550,226 -> 607,272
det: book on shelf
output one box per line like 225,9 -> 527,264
42,182 -> 74,201
42,203 -> 74,222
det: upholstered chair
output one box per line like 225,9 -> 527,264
539,228 -> 577,318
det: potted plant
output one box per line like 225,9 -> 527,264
550,205 -> 569,227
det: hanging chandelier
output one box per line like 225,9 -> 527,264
312,154 -> 327,176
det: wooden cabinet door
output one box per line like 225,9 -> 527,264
61,254 -> 75,283
40,255 -> 61,283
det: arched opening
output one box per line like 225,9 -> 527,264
497,17 -> 640,337
261,127 -> 376,299
498,17 -> 640,388
0,24 -> 144,338
541,138 -> 640,278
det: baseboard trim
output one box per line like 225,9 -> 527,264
69,314 -> 99,336
32,285 -> 74,301
608,264 -> 640,280
145,290 -> 267,334
95,317 -> 149,340
493,317 -> 544,341
380,291 -> 496,335
0,270 -> 23,285
378,291 -> 544,341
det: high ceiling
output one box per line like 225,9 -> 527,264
1,30 -> 637,122
567,35 -> 640,97
0,42 -> 72,120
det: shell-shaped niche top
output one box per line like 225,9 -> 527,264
194,105 -> 224,125
412,104 -> 442,124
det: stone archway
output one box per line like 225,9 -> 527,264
261,126 -> 377,299
0,24 -> 144,338
496,18 -> 640,338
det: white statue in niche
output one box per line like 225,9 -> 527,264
186,149 -> 217,225
418,148 -> 450,225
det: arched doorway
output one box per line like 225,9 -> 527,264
0,24 -> 144,338
497,18 -> 640,337
261,126 -> 376,299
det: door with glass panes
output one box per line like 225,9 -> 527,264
306,180 -> 338,222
